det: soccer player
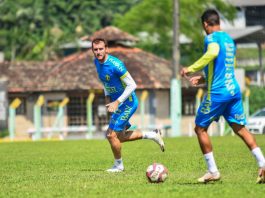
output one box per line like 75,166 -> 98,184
92,38 -> 165,172
180,9 -> 265,183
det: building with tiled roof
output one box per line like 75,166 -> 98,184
90,26 -> 139,46
1,26 -> 197,138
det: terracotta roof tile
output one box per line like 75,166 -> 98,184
0,26 -> 180,93
0,46 -> 174,92
90,26 -> 139,42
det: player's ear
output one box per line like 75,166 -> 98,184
203,21 -> 208,28
106,46 -> 109,53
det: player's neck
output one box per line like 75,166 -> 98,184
207,25 -> 221,34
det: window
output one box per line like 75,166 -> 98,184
182,88 -> 197,116
246,6 -> 265,26
46,99 -> 61,112
67,93 -> 110,130
182,99 -> 196,115
67,96 -> 87,126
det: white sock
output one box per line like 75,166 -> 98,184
114,158 -> 123,168
251,147 -> 265,168
142,131 -> 157,139
204,152 -> 218,173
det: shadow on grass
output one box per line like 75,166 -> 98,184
176,181 -> 223,185
80,169 -> 105,171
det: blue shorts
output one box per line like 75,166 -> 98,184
195,96 -> 247,128
108,99 -> 138,132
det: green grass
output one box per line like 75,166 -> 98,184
1,136 -> 265,197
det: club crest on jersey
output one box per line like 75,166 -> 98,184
105,75 -> 110,81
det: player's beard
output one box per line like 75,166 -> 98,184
97,53 -> 107,63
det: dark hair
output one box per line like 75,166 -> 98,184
91,38 -> 108,49
201,9 -> 220,26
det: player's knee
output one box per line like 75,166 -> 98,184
230,123 -> 245,135
106,129 -> 116,140
194,126 -> 207,135
116,133 -> 123,142
116,131 -> 127,142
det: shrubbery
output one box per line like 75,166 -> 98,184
0,128 -> 8,138
248,86 -> 265,115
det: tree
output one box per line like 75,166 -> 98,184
248,86 -> 265,114
0,0 -> 140,61
114,0 -> 236,63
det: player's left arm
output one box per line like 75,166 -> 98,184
106,72 -> 137,113
118,72 -> 137,103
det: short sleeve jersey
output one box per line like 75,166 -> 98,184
94,55 -> 136,102
203,31 -> 241,102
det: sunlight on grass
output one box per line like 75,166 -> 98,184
1,136 -> 265,197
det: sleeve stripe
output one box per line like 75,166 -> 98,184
120,71 -> 129,80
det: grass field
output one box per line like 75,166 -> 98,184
1,135 -> 265,197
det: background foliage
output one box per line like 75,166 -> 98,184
0,0 -> 140,60
114,0 -> 236,64
249,86 -> 265,114
0,0 -> 235,62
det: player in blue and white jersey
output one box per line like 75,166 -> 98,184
181,9 -> 265,183
92,38 -> 165,172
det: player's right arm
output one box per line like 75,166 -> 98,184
180,42 -> 219,80
187,43 -> 220,73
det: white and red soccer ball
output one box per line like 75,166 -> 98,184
146,163 -> 168,183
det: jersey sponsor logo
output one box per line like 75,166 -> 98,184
225,58 -> 234,63
105,75 -> 110,81
235,113 -> 245,120
113,109 -> 122,115
226,52 -> 234,57
121,105 -> 132,120
225,63 -> 234,67
225,78 -> 235,96
224,41 -> 236,96
224,43 -> 234,48
200,100 -> 212,114
109,57 -> 124,72
105,85 -> 118,94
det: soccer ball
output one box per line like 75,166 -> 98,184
146,163 -> 168,183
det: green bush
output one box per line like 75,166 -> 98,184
0,128 -> 9,138
248,86 -> 265,115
